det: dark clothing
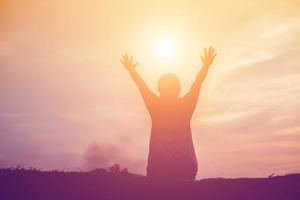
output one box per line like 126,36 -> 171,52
130,70 -> 202,181
144,95 -> 198,180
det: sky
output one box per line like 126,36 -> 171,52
0,0 -> 300,179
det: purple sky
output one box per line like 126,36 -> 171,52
0,0 -> 300,178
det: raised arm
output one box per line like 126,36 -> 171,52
121,53 -> 157,111
183,47 -> 217,111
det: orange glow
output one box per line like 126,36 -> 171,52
154,38 -> 176,59
0,0 -> 299,179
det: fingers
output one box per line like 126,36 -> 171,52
204,47 -> 216,57
121,53 -> 138,70
122,54 -> 127,62
122,53 -> 135,63
213,53 -> 217,59
203,47 -> 214,56
208,46 -> 214,55
201,47 -> 217,64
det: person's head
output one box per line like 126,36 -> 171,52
158,73 -> 181,98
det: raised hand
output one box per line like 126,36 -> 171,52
121,53 -> 138,71
201,47 -> 217,67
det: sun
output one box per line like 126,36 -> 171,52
146,33 -> 187,72
156,39 -> 174,58
154,37 -> 177,60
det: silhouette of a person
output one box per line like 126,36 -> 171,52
121,47 -> 217,181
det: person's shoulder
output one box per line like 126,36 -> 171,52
178,96 -> 187,102
177,97 -> 187,105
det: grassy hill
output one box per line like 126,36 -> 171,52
0,167 -> 299,200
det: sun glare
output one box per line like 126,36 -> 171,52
154,37 -> 176,62
146,32 -> 187,72
156,39 -> 175,58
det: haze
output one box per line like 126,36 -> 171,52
0,0 -> 300,178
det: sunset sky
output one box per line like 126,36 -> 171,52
1,0 -> 300,179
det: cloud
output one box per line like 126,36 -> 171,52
81,143 -> 145,172
0,0 -> 300,178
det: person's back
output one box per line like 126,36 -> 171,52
121,47 -> 217,181
147,97 -> 198,180
144,74 -> 198,180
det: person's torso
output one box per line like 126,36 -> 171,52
148,98 -> 195,156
